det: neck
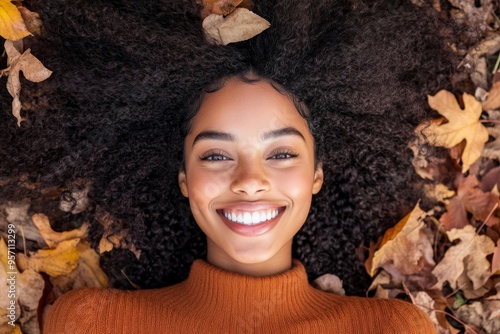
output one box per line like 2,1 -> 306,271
206,240 -> 293,276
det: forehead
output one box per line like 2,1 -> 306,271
188,78 -> 311,140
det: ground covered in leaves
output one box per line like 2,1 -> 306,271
1,0 -> 500,333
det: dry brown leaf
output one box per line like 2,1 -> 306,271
432,225 -> 496,290
483,125 -> 500,161
448,0 -> 493,32
96,208 -> 141,259
455,299 -> 500,334
457,270 -> 492,299
0,0 -> 31,41
440,197 -> 469,230
313,274 -> 345,296
492,240 -> 500,275
369,204 -> 434,276
408,139 -> 448,180
31,213 -> 88,248
413,291 -> 449,334
201,0 -> 243,16
17,269 -> 44,334
423,184 -> 456,204
203,8 -> 270,45
440,174 -> 499,229
459,31 -> 500,71
420,90 -> 489,173
483,81 -> 500,110
17,6 -> 43,36
0,40 -> 52,125
481,166 -> 500,193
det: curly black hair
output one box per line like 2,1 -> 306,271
0,0 -> 459,295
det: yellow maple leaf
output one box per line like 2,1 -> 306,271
420,90 -> 489,173
0,0 -> 30,41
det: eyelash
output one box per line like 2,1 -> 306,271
199,150 -> 230,162
268,150 -> 298,160
199,149 -> 299,162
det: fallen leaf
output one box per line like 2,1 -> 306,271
457,270 -> 492,299
50,241 -> 108,297
203,8 -> 270,45
31,213 -> 88,248
423,184 -> 456,204
0,0 -> 31,40
18,239 -> 80,276
481,166 -> 500,193
17,6 -> 43,36
201,0 -> 243,16
413,291 -> 449,334
492,240 -> 500,275
0,40 -> 52,125
17,269 -> 44,334
459,31 -> 500,71
455,299 -> 500,334
440,197 -> 469,230
420,90 -> 489,173
440,174 -> 499,229
369,204 -> 434,276
96,207 -> 141,259
483,81 -> 500,110
432,225 -> 496,290
482,125 -> 500,161
313,273 -> 345,296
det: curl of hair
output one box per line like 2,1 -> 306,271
0,0 -> 460,295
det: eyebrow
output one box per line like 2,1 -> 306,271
192,127 -> 305,147
192,131 -> 235,147
261,127 -> 305,141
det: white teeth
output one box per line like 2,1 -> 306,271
243,212 -> 252,224
222,208 -> 282,225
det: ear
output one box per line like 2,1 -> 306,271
178,170 -> 189,198
312,163 -> 324,195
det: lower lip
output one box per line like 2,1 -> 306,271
219,209 -> 284,236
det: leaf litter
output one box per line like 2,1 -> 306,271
2,1 -> 500,333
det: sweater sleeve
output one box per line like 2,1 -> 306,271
44,288 -> 103,334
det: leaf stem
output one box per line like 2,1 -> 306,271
476,202 -> 499,233
432,310 -> 479,334
480,119 -> 500,124
493,52 -> 500,74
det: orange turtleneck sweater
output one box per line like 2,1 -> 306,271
44,260 -> 436,333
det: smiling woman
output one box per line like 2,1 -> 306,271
0,0 -> 461,333
179,75 -> 324,276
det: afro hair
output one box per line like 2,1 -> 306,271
0,0 -> 460,295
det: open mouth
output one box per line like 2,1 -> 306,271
217,207 -> 286,226
216,206 -> 286,236
218,207 -> 285,225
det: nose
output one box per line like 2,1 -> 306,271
230,158 -> 270,196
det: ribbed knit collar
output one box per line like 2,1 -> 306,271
182,259 -> 314,311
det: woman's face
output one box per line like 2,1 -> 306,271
179,77 -> 323,275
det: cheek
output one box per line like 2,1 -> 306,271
270,166 -> 315,199
187,168 -> 229,202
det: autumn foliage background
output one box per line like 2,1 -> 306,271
1,0 -> 500,333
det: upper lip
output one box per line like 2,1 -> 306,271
216,201 -> 286,211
